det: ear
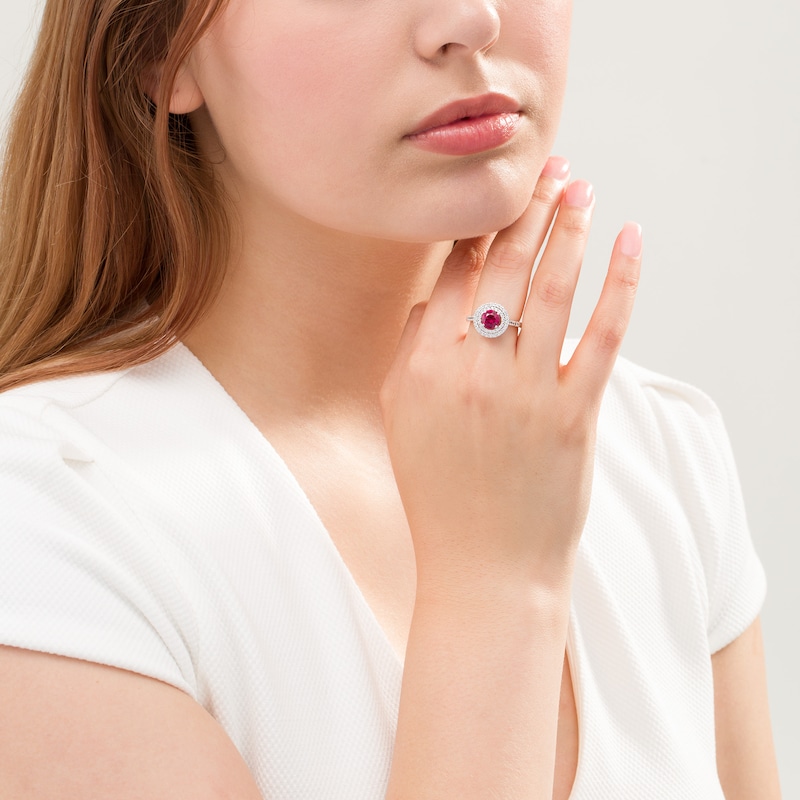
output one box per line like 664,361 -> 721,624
142,62 -> 205,115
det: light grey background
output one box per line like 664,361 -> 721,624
555,2 -> 799,793
2,0 -> 797,793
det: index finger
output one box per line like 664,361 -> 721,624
563,221 -> 642,402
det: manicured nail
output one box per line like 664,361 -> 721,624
541,156 -> 570,181
619,221 -> 642,258
564,180 -> 594,208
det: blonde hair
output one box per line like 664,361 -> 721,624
0,0 -> 229,391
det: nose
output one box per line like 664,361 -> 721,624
413,0 -> 501,62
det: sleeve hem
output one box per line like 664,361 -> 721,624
0,621 -> 196,698
707,556 -> 767,654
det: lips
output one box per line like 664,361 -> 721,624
406,93 -> 522,137
404,93 -> 523,156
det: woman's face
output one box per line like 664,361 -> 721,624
185,0 -> 572,242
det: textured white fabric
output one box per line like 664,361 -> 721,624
0,343 -> 765,798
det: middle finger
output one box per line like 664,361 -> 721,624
516,179 -> 595,376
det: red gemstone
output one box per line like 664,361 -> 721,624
481,309 -> 502,330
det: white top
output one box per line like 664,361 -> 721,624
0,344 -> 766,799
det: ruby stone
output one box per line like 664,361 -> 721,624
481,309 -> 502,330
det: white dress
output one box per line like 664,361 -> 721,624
0,343 -> 766,798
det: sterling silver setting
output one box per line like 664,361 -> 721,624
467,302 -> 522,338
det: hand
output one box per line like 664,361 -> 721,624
380,157 -> 642,594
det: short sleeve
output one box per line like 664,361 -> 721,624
640,371 -> 767,654
0,402 -> 198,694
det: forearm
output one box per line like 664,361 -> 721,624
386,576 -> 572,800
381,161 -> 640,799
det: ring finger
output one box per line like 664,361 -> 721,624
462,157 -> 570,352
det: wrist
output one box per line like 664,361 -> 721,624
414,542 -> 577,603
413,566 -> 573,636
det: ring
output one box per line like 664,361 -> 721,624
466,302 -> 522,338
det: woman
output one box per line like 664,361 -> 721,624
0,0 -> 781,797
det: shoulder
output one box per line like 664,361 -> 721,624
591,348 -> 766,654
0,344 -> 229,482
603,351 -> 723,439
0,364 -> 132,524
599,353 -> 751,526
559,340 -> 729,480
0,349 -> 201,692
0,366 -> 129,467
562,338 -> 720,421
0,343 -> 199,445
589,349 -> 737,491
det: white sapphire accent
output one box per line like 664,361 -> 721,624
466,302 -> 520,338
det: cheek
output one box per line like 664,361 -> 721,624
200,25 -> 395,226
218,14 -> 390,162
256,41 -> 356,126
514,1 -> 572,91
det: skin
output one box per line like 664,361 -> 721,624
0,0 -> 782,797
180,0 -> 571,241
713,619 -> 782,799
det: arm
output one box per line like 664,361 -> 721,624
0,646 -> 263,800
713,617 -> 782,799
381,160 -> 641,799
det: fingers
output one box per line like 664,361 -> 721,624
516,180 -> 595,376
417,235 -> 493,344
565,221 -> 642,402
414,156 -> 639,416
421,157 -> 570,345
461,157 -> 571,351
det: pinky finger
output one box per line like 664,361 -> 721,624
565,222 -> 642,402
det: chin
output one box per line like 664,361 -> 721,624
388,172 -> 539,243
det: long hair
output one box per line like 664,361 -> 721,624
0,0 -> 230,391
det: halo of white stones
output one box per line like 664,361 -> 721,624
470,302 -> 511,338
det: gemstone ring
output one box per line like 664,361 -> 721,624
467,302 -> 522,338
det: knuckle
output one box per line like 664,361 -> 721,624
488,237 -> 530,277
459,242 -> 487,278
531,176 -> 563,208
557,206 -> 591,240
612,264 -> 640,295
556,405 -> 593,447
456,362 -> 504,413
456,365 -> 488,406
533,273 -> 574,311
405,347 -> 437,382
513,398 -> 543,433
592,316 -> 628,353
443,241 -> 486,280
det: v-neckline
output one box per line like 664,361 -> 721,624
176,341 -> 585,798
176,342 -> 404,672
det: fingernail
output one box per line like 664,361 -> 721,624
619,222 -> 642,258
541,156 -> 570,181
564,180 -> 594,208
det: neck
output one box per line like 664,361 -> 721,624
184,203 -> 453,429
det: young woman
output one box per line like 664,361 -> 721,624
0,0 -> 781,798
